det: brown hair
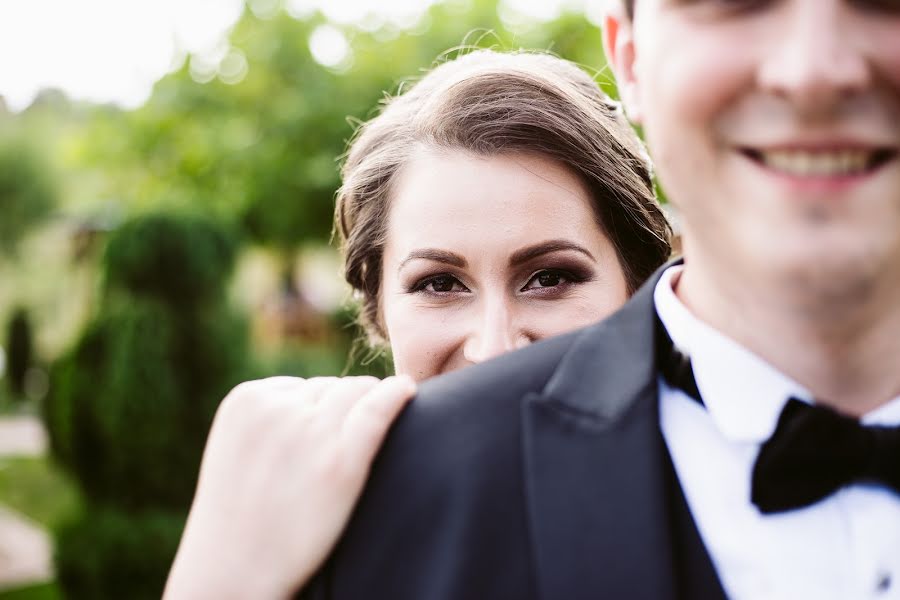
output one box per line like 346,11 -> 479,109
335,49 -> 670,343
624,0 -> 635,19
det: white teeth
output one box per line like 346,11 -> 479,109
759,150 -> 871,176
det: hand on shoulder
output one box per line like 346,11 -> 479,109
164,374 -> 416,599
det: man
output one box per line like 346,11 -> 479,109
303,1 -> 900,598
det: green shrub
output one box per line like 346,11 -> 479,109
48,299 -> 252,509
0,142 -> 56,255
103,213 -> 236,306
44,213 -> 255,597
55,507 -> 185,600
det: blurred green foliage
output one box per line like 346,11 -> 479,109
46,213 -> 255,506
44,213 -> 256,597
61,0 -> 613,253
0,456 -> 79,530
55,508 -> 185,600
0,583 -> 61,600
0,141 -> 56,256
103,213 -> 237,307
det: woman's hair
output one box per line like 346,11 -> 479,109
335,49 -> 671,343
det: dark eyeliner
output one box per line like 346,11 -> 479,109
521,267 -> 592,292
407,273 -> 466,294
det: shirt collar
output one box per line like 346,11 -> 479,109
654,264 -> 811,443
654,264 -> 900,438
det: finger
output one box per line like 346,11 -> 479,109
342,375 -> 416,466
317,376 -> 382,431
289,377 -> 340,407
259,375 -> 307,388
212,376 -> 300,434
248,377 -> 336,414
239,377 -> 340,433
220,376 -> 307,416
237,376 -> 307,396
259,378 -> 343,437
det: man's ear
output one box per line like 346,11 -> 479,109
603,6 -> 643,124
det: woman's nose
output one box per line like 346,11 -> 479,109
462,301 -> 529,364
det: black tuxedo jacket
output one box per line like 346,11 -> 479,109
301,266 -> 727,600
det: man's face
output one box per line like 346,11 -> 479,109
609,0 -> 900,293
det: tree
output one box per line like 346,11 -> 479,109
45,213 -> 256,598
5,306 -> 33,398
66,0 -> 612,254
0,141 -> 56,255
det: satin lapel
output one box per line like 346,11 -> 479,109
521,269 -> 679,600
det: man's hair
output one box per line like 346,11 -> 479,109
335,49 -> 671,343
623,0 -> 635,19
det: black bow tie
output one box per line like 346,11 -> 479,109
751,397 -> 900,513
655,322 -> 900,514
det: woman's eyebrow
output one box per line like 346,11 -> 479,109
509,239 -> 596,266
398,249 -> 468,272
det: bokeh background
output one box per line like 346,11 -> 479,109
0,0 -> 616,597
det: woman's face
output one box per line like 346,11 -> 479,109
379,148 -> 630,381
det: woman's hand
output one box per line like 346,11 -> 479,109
164,375 -> 416,600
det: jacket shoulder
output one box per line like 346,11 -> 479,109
399,326 -> 582,448
301,330 -> 584,600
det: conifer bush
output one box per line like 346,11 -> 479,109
45,213 -> 256,598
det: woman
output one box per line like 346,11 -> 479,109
165,49 -> 671,598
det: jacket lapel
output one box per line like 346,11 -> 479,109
520,265 -> 711,600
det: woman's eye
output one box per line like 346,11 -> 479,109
523,270 -> 568,290
415,275 -> 466,294
429,276 -> 457,292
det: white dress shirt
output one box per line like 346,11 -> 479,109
655,264 -> 900,600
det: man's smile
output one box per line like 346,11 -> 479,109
739,146 -> 898,179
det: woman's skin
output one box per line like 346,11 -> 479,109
164,150 -> 630,599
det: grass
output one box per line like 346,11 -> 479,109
0,393 -> 33,417
0,456 -> 73,600
0,582 -> 61,600
0,456 -> 80,530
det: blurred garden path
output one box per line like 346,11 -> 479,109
0,415 -> 52,590
0,416 -> 46,456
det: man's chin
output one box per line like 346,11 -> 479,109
764,241 -> 890,307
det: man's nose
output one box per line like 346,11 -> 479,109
758,0 -> 870,116
462,301 -> 528,365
